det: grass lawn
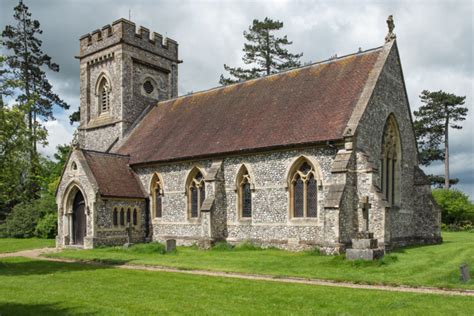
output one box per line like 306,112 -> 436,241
48,232 -> 474,290
0,238 -> 55,253
0,257 -> 473,315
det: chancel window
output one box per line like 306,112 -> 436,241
290,161 -> 319,218
151,174 -> 163,218
381,115 -> 401,206
237,166 -> 253,218
187,170 -> 205,218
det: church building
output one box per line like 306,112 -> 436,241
56,17 -> 441,254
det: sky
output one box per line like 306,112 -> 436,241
1,0 -> 473,197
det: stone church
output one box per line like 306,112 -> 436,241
56,17 -> 441,254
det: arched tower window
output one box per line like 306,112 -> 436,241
236,165 -> 253,218
187,168 -> 205,218
381,115 -> 402,206
150,174 -> 163,218
289,159 -> 320,218
97,76 -> 111,114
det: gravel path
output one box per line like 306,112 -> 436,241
1,248 -> 472,297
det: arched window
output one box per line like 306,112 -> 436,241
236,166 -> 253,218
381,115 -> 401,206
132,209 -> 138,226
97,76 -> 110,114
113,208 -> 118,226
187,168 -> 205,218
126,208 -> 131,225
150,174 -> 163,218
289,160 -> 319,218
120,208 -> 125,226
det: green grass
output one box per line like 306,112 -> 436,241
0,257 -> 472,315
0,238 -> 55,253
48,232 -> 474,290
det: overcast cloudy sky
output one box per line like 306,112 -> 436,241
1,0 -> 473,196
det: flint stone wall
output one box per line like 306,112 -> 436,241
355,42 -> 441,248
134,146 -> 341,250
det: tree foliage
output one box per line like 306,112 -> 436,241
0,106 -> 31,219
220,18 -> 302,85
414,90 -> 467,165
432,189 -> 474,225
1,0 -> 70,197
413,90 -> 468,189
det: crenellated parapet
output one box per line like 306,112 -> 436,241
79,18 -> 178,61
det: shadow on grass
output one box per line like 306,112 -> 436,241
0,258 -> 130,277
0,302 -> 97,316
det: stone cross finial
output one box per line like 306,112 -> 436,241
385,15 -> 397,43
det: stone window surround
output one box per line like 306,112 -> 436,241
150,173 -> 164,219
380,114 -> 402,207
185,166 -> 207,222
95,73 -> 112,115
235,164 -> 255,221
113,207 -> 141,228
286,156 -> 323,223
139,74 -> 160,99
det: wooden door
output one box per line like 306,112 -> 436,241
73,192 -> 86,245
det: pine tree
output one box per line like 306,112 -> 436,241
1,0 -> 69,197
413,90 -> 468,189
219,18 -> 303,85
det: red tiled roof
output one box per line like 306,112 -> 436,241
82,150 -> 145,198
119,48 -> 382,165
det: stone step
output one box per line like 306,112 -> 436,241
346,248 -> 385,261
351,238 -> 378,249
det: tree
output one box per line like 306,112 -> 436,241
219,18 -> 302,85
427,175 -> 459,188
413,90 -> 468,189
432,189 -> 474,225
1,0 -> 69,197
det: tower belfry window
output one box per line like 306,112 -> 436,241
98,77 -> 111,114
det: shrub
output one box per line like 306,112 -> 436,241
35,212 -> 57,238
432,189 -> 474,225
4,202 -> 41,238
442,221 -> 474,232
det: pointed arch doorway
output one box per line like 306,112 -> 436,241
72,190 -> 86,245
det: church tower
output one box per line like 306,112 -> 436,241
76,19 -> 179,152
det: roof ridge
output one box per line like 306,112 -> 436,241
158,45 -> 384,105
81,148 -> 130,158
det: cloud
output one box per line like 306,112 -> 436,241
1,0 -> 473,196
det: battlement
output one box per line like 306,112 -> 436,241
79,18 -> 178,61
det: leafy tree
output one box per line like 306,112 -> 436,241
1,0 -> 69,196
413,90 -> 468,189
219,18 -> 302,85
0,106 -> 32,220
69,110 -> 80,125
432,189 -> 474,225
